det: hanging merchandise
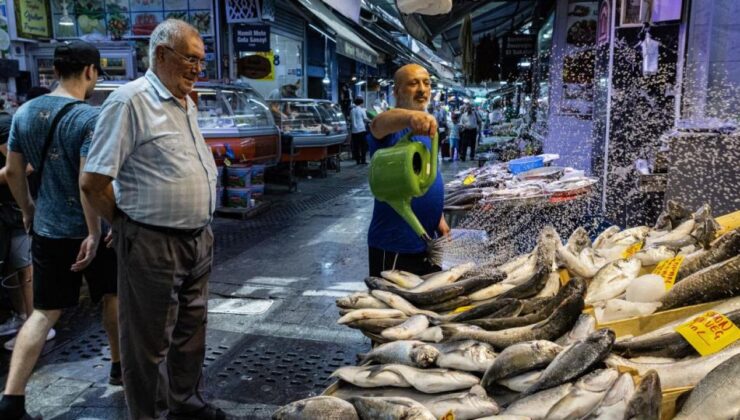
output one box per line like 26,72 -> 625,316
459,14 -> 474,84
640,31 -> 660,76
397,0 -> 452,15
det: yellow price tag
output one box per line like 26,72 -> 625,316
463,175 -> 476,185
652,255 -> 685,290
452,305 -> 473,314
621,241 -> 643,258
440,410 -> 456,420
675,310 -> 740,356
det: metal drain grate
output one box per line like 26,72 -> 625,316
204,334 -> 365,405
50,329 -> 110,364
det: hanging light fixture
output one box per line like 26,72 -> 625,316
322,68 -> 330,84
59,0 -> 74,26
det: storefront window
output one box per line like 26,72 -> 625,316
236,32 -> 304,99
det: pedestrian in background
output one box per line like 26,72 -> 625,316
448,112 -> 461,162
350,97 -> 370,164
460,104 -> 479,161
81,20 -> 223,420
0,41 -> 121,420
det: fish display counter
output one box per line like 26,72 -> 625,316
272,203 -> 740,420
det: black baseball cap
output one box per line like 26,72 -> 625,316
54,41 -> 105,74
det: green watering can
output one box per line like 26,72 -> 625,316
369,131 -> 439,244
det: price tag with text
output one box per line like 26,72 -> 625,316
652,255 -> 685,290
621,241 -> 643,258
463,175 -> 476,186
675,310 -> 740,356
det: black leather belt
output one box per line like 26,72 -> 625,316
119,209 -> 206,237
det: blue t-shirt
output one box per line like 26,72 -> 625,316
8,95 -> 99,239
367,128 -> 444,254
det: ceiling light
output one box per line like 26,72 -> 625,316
59,0 -> 74,26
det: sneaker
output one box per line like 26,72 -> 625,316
0,314 -> 26,337
168,404 -> 228,420
3,328 -> 56,351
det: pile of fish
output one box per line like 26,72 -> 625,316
444,164 -> 597,211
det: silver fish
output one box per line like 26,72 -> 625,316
521,329 -> 615,397
360,340 -> 440,368
497,369 -> 543,392
608,226 -> 650,246
424,385 -> 500,420
370,290 -> 440,318
623,370 -> 661,420
348,396 -> 436,420
557,244 -> 599,279
633,246 -> 677,267
337,308 -> 406,324
646,219 -> 695,248
545,369 -> 619,420
381,270 -> 424,289
659,255 -> 740,310
381,315 -> 429,341
585,372 -> 634,420
481,340 -> 563,391
331,365 -> 410,388
593,226 -> 621,249
504,382 -> 574,419
556,313 -> 596,346
410,262 -> 476,293
431,340 -> 498,372
534,272 -> 561,298
585,258 -> 642,305
345,318 -> 406,334
371,364 -> 481,393
336,292 -> 390,310
566,227 -> 592,256
605,342 -> 740,389
674,353 -> 740,420
272,396 -> 359,420
413,326 -> 444,343
677,228 -> 740,280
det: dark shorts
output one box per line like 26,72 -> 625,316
32,232 -> 117,310
368,246 -> 440,278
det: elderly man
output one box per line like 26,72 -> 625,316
80,20 -> 222,420
366,64 -> 449,277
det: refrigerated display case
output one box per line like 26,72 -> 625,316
30,43 -> 136,87
267,99 -> 348,176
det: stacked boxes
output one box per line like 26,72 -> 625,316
221,164 -> 265,209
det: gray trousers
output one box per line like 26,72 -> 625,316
114,213 -> 213,420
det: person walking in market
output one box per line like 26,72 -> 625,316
366,63 -> 450,277
460,103 -> 480,161
80,20 -> 224,420
350,97 -> 371,164
0,41 -> 122,420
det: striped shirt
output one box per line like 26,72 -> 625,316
84,70 -> 217,229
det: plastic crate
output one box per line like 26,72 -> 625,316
508,156 -> 545,174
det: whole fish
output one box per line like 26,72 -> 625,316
556,313 -> 596,346
366,275 -> 505,307
585,372 -> 634,420
677,228 -> 740,280
557,245 -> 599,279
653,200 -> 692,231
534,272 -> 561,298
424,385 -> 500,420
468,283 -> 517,301
659,255 -> 740,310
544,369 -> 619,420
336,292 -> 390,310
370,290 -> 440,318
580,247 -> 608,271
608,226 -> 650,246
501,255 -> 540,286
359,340 -> 440,368
521,329 -> 615,397
646,219 -> 695,248
337,308 -> 406,324
497,369 -> 543,392
605,342 -> 740,389
504,382 -> 574,419
442,294 -> 584,350
413,326 -> 443,342
623,370 -> 661,420
497,252 -> 534,275
348,396 -> 435,420
612,309 -> 740,358
475,416 -> 531,420
495,265 -> 551,301
673,353 -> 740,420
422,296 -> 472,313
381,270 -> 424,289
272,396 -> 358,420
593,299 -> 661,323
566,227 -> 592,255
690,203 -> 721,249
448,298 -> 522,323
345,318 -> 405,334
481,340 -> 563,391
431,340 -> 498,372
332,365 -> 410,388
372,364 -> 481,393
410,262 -> 477,293
381,315 -> 429,341
633,246 -> 677,267
593,226 -> 621,249
585,258 -> 642,305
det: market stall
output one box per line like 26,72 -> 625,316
272,201 -> 740,420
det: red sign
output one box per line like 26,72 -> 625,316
597,0 -> 611,45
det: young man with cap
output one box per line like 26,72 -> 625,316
0,41 -> 122,420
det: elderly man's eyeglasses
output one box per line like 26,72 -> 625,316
163,46 -> 206,69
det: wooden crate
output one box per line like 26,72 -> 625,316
592,300 -> 723,338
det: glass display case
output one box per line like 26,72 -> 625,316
195,84 -> 274,133
267,99 -> 348,148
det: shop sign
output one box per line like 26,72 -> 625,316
14,0 -> 51,39
0,0 -> 9,53
597,0 -> 611,45
233,24 -> 270,52
336,37 -> 377,67
237,51 -> 275,80
502,35 -> 535,58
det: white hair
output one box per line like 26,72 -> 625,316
148,19 -> 199,70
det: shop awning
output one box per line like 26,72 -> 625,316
296,0 -> 379,68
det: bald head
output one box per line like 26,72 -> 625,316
393,64 -> 432,111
